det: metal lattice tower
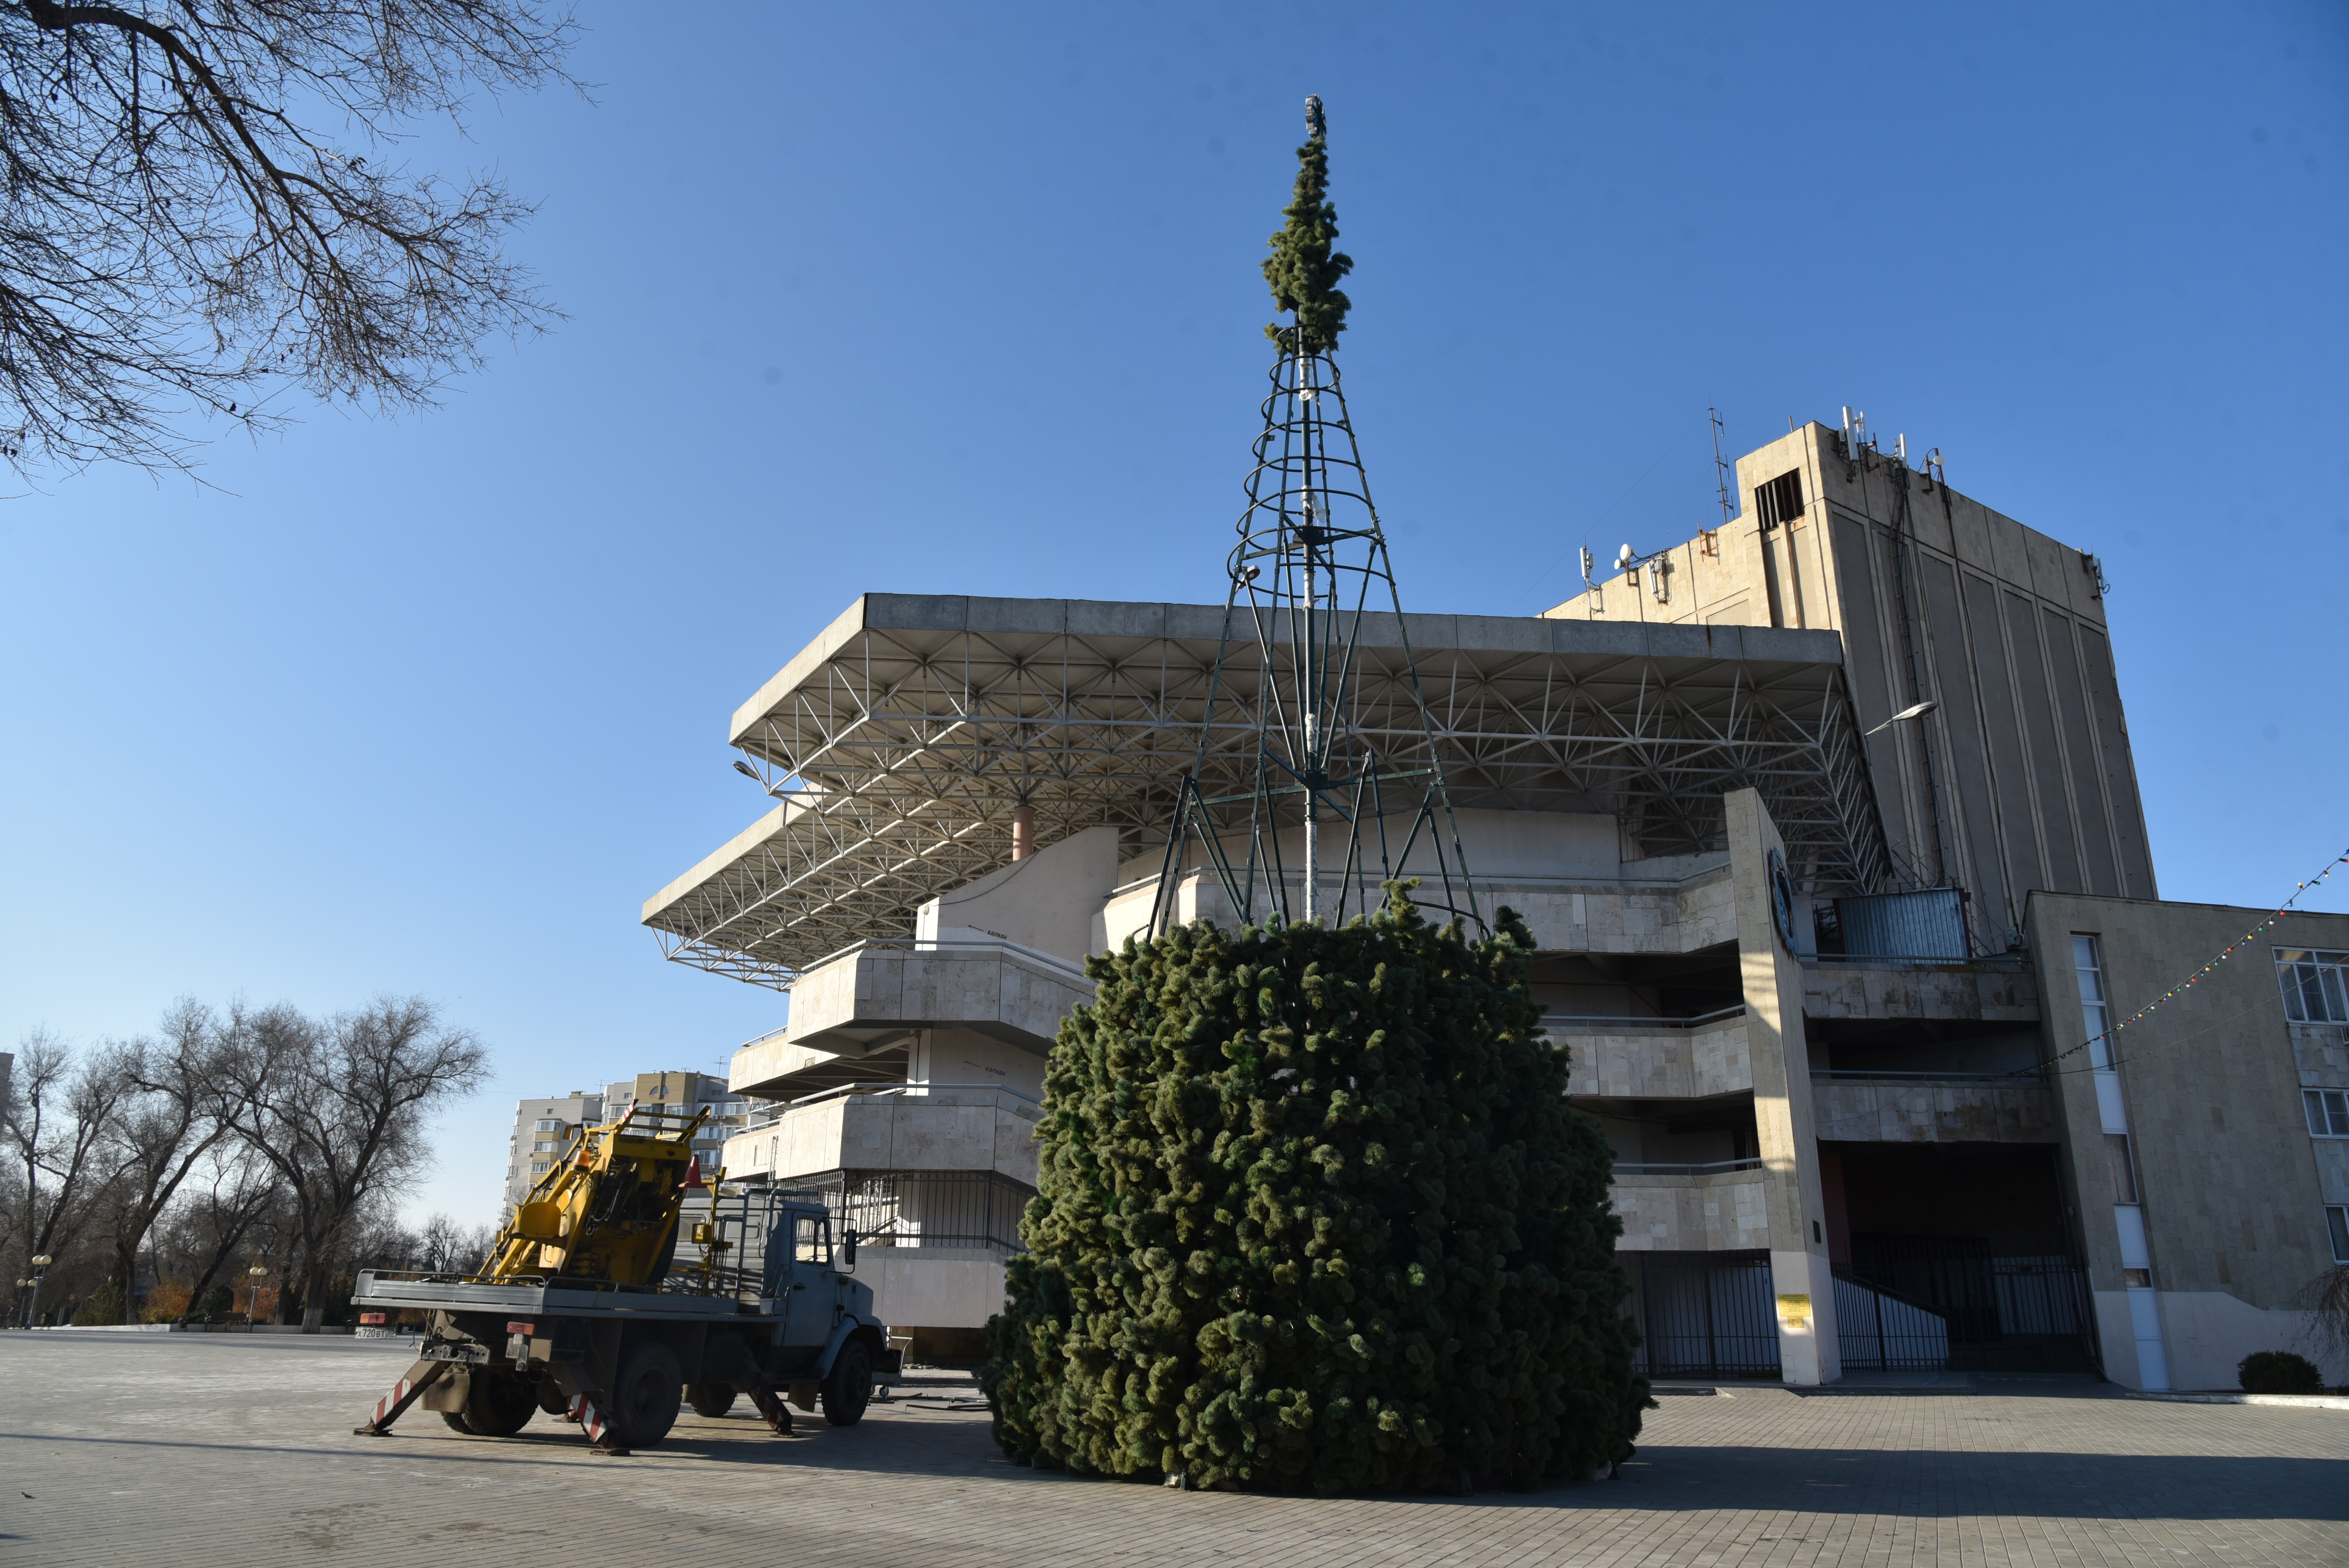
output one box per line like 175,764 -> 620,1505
1150,269 -> 1476,935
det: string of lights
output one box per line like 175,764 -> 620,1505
2025,844 -> 2349,1077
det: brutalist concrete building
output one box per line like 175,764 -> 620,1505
643,424 -> 2348,1386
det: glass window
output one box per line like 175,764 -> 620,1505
530,1159 -> 551,1174
2276,949 -> 2349,1024
535,1118 -> 561,1132
2330,1207 -> 2349,1266
2073,934 -> 2114,1069
2105,1134 -> 2139,1204
2307,1089 -> 2349,1138
793,1214 -> 831,1265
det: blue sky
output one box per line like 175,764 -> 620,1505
4,3 -> 2343,1225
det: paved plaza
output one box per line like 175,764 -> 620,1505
1,1334 -> 2345,1567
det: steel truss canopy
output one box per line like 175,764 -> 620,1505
642,593 -> 1893,988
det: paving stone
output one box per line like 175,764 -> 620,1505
1,1334 -> 2345,1566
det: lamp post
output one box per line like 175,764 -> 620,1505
25,1254 -> 53,1328
246,1263 -> 269,1329
1862,699 -> 1938,738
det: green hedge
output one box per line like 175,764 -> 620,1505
982,889 -> 1649,1493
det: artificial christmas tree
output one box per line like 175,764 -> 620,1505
981,100 -> 1648,1495
983,890 -> 1647,1493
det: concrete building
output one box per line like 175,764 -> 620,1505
503,1091 -> 603,1213
643,426 -> 2349,1386
500,1072 -> 752,1216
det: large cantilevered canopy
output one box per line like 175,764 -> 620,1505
642,593 -> 1892,988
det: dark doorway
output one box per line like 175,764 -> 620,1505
1823,1142 -> 2096,1372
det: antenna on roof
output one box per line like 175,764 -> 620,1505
1709,407 -> 1734,529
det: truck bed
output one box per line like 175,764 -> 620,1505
352,1270 -> 770,1324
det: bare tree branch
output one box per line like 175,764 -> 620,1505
0,0 -> 578,479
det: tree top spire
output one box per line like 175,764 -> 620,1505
1262,94 -> 1352,353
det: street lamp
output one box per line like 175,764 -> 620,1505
25,1254 -> 53,1329
1862,700 -> 1938,737
246,1263 -> 269,1329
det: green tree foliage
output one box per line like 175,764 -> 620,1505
982,889 -> 1648,1494
2237,1349 -> 2324,1394
1262,126 -> 1353,354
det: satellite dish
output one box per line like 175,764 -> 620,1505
1615,543 -> 1634,568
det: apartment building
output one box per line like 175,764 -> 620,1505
499,1071 -> 752,1216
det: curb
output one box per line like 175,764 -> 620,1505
2123,1391 -> 2349,1411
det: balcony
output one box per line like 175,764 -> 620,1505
1802,955 -> 2038,1025
1609,1159 -> 1772,1252
1548,1007 -> 1752,1099
731,937 -> 1096,1096
721,1082 -> 1044,1187
1808,1071 -> 2058,1144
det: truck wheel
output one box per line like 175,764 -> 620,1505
441,1412 -> 473,1434
821,1341 -> 872,1427
611,1342 -> 683,1448
688,1383 -> 738,1418
461,1368 -> 538,1437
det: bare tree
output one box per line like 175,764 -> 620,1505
415,1211 -> 496,1274
91,1000 -> 233,1320
170,1140 -> 279,1315
219,996 -> 486,1331
2,1030 -> 133,1315
0,0 -> 578,479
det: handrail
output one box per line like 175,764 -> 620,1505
1611,1157 -> 1765,1177
786,934 -> 1092,983
727,1081 -> 1044,1137
1810,1069 -> 2044,1084
1801,951 -> 2029,970
1541,1005 -> 1747,1031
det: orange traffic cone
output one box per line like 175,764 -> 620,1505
679,1153 -> 705,1190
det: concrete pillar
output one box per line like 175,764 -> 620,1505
1725,787 -> 1841,1385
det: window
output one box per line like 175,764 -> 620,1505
2074,934 -> 2115,1069
2105,1134 -> 2139,1203
529,1159 -> 551,1175
533,1139 -> 558,1154
1756,469 -> 1804,531
2307,1089 -> 2349,1137
2276,949 -> 2349,1023
534,1117 -> 562,1132
2330,1207 -> 2349,1265
793,1215 -> 831,1266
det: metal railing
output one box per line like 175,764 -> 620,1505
1634,1252 -> 1781,1379
1809,1069 -> 2046,1085
782,934 -> 1093,985
1834,1268 -> 1951,1371
730,1082 -> 1042,1141
1612,1158 -> 1765,1178
1800,951 -> 2030,972
1843,1237 -> 2096,1370
813,1169 -> 1036,1258
1541,1005 -> 1747,1032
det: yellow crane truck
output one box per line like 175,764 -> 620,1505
349,1105 -> 902,1453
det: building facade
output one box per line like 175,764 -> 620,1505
642,428 -> 2347,1387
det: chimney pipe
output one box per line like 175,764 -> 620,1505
1011,804 -> 1035,861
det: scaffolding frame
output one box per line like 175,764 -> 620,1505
642,596 -> 1891,988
